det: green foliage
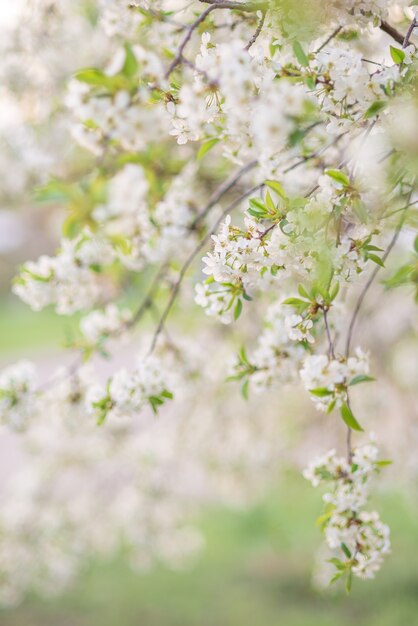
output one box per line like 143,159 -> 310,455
364,101 -> 387,119
340,402 -> 364,432
389,46 -> 405,65
292,41 -> 309,67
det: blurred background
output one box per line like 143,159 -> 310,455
1,1 -> 418,624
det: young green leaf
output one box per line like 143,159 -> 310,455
292,41 -> 309,67
390,46 -> 405,65
310,387 -> 333,397
325,169 -> 350,187
340,402 -> 364,432
265,179 -> 287,199
368,253 -> 385,267
234,299 -> 243,321
349,375 -> 375,386
364,100 -> 387,119
341,542 -> 352,559
197,138 -> 219,160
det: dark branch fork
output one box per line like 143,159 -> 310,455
165,1 -> 268,77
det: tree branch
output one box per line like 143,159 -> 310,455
199,0 -> 268,10
165,1 -> 268,77
244,10 -> 266,51
403,13 -> 417,48
191,160 -> 257,230
379,20 -> 405,46
148,183 -> 264,354
344,192 -> 413,360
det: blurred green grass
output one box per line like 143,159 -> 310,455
0,297 -> 78,356
1,476 -> 418,626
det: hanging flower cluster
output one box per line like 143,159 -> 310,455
304,443 -> 391,588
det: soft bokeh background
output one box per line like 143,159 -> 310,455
1,1 -> 418,624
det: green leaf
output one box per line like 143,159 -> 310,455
364,100 -> 387,119
368,253 -> 385,267
197,138 -> 219,160
241,379 -> 249,400
341,543 -> 352,558
122,43 -> 138,77
385,263 -> 414,289
161,389 -> 173,400
340,402 -> 364,432
330,281 -> 340,302
310,387 -> 333,397
249,198 -> 267,212
330,572 -> 344,584
325,169 -> 350,187
265,179 -> 287,199
282,297 -> 309,307
298,284 -> 311,299
326,398 -> 336,414
62,215 -> 80,239
376,459 -> 393,467
414,235 -> 418,254
349,375 -> 375,386
149,395 -> 164,414
234,299 -> 243,321
239,346 -> 249,365
74,68 -> 114,88
35,180 -> 77,204
390,45 -> 405,65
292,41 -> 309,67
265,190 -> 276,213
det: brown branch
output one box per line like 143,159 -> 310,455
165,1 -> 268,77
165,5 -> 218,78
379,20 -> 405,46
403,14 -> 417,48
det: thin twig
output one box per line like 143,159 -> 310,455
315,26 -> 342,54
128,264 -> 168,328
323,308 -> 336,359
244,10 -> 266,51
403,13 -> 417,48
148,183 -> 263,354
199,0 -> 268,9
165,5 -> 217,78
165,1 -> 268,77
191,160 -> 257,230
345,186 -> 416,360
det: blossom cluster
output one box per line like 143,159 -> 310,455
0,361 -> 36,431
13,230 -> 115,314
86,355 -> 173,423
300,348 -> 371,412
304,443 -> 391,585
